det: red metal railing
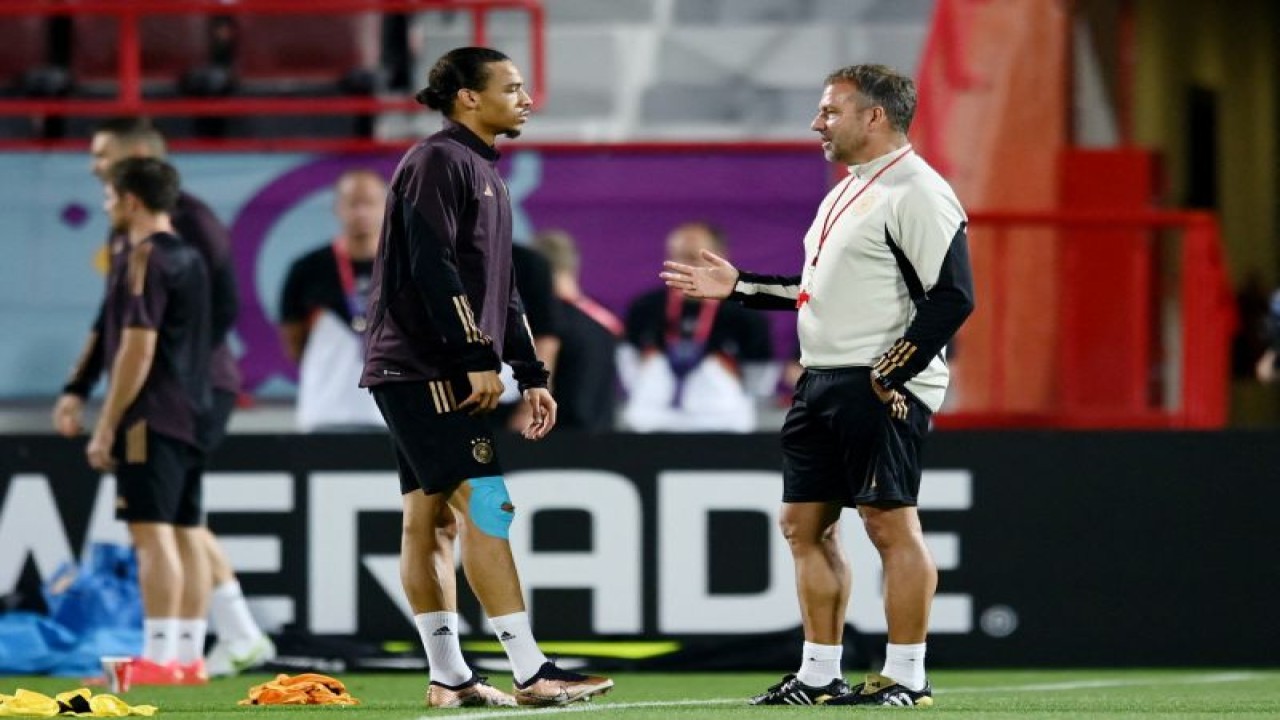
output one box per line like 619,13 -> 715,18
937,209 -> 1235,429
0,0 -> 546,118
0,138 -> 824,153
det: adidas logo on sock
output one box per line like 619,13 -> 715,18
432,626 -> 453,637
499,631 -> 516,641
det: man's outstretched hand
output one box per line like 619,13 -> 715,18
660,249 -> 739,300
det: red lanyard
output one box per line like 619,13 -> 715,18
665,287 -> 718,347
796,147 -> 912,308
332,237 -> 370,332
573,295 -> 624,337
332,237 -> 355,296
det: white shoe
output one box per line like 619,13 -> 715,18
205,635 -> 277,677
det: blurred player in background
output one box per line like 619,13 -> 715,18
663,64 -> 974,707
53,119 -> 274,678
360,47 -> 613,708
532,229 -> 621,432
491,243 -> 561,432
278,169 -> 387,431
77,157 -> 209,684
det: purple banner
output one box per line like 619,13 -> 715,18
228,149 -> 829,392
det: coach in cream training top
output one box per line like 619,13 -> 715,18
732,144 -> 973,412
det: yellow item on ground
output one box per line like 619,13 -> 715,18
0,690 -> 59,718
0,688 -> 156,717
239,673 -> 360,706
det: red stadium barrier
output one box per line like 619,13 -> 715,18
939,210 -> 1235,430
0,0 -> 546,117
913,0 -> 984,177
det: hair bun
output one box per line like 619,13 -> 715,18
415,86 -> 445,109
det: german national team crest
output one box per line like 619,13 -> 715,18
852,190 -> 880,215
471,438 -> 494,464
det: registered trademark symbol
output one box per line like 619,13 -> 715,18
980,605 -> 1019,637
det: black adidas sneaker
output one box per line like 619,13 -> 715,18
826,673 -> 934,707
747,674 -> 851,706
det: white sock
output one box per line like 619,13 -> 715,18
209,580 -> 264,646
796,641 -> 843,687
882,642 -> 927,691
143,618 -> 180,664
489,612 -> 548,685
415,611 -> 472,687
177,619 -> 208,664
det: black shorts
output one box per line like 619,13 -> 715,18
198,388 -> 237,455
781,367 -> 932,508
113,422 -> 204,526
372,379 -> 505,495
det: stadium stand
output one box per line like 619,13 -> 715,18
70,15 -> 209,90
392,0 -> 932,140
0,14 -> 53,136
0,15 -> 48,94
233,13 -> 379,91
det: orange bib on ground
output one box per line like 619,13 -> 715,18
238,673 -> 360,706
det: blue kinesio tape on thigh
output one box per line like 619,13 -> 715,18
468,476 -> 514,539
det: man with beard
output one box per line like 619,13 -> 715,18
662,64 -> 975,708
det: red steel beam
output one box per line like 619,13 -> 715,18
0,138 -> 820,153
117,6 -> 141,108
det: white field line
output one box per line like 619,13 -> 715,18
941,670 -> 1263,693
423,671 -> 1268,720
441,698 -> 741,720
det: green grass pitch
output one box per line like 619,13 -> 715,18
4,669 -> 1280,719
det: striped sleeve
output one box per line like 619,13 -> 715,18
124,241 -> 167,331
730,271 -> 804,311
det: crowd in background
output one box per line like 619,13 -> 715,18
277,168 -> 790,434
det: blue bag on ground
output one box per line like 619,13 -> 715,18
43,543 -> 142,637
0,611 -> 78,674
9,542 -> 147,675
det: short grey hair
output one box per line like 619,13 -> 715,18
824,64 -> 917,133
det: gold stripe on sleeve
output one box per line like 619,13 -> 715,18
460,295 -> 485,342
878,341 -> 918,376
452,296 -> 482,343
127,243 -> 154,297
